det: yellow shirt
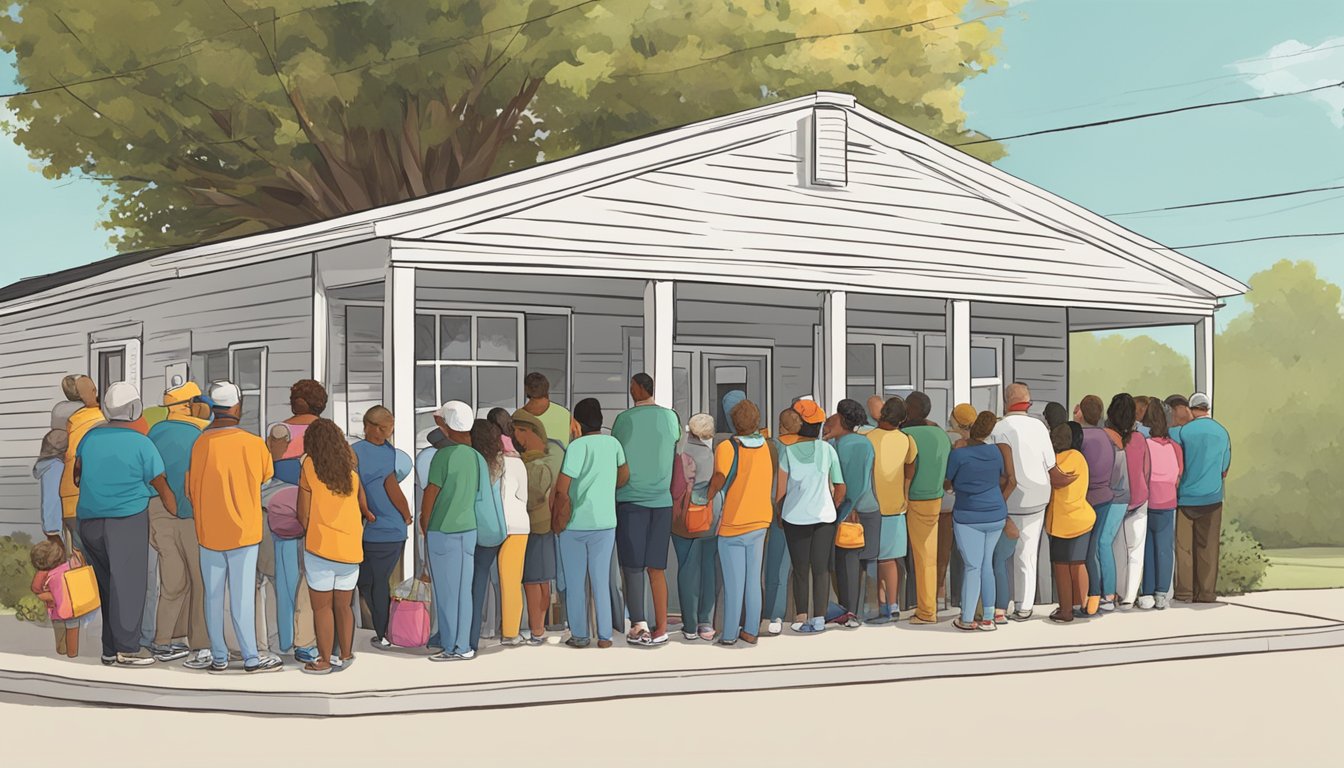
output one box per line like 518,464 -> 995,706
60,406 -> 105,518
299,458 -> 364,565
188,427 -> 274,551
714,439 -> 774,537
867,427 -> 919,516
1046,450 -> 1095,539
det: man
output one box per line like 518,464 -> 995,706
187,381 -> 282,673
75,381 -> 175,667
521,372 -> 577,448
763,407 -> 803,635
145,378 -> 211,663
353,406 -> 414,649
1076,395 -> 1116,615
858,395 -> 885,435
867,396 -> 918,623
901,392 -> 952,624
512,408 -> 564,643
61,375 -> 105,525
422,401 -> 486,661
990,383 -> 1069,621
1172,392 -> 1231,604
610,373 -> 682,646
1164,394 -> 1193,429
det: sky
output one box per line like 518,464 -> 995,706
2,0 -> 1342,357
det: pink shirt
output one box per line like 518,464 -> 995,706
1146,437 -> 1184,511
1124,433 -> 1151,511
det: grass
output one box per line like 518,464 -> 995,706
1259,548 -> 1344,591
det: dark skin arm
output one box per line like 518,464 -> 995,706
419,485 -> 440,538
30,572 -> 54,604
553,474 -> 573,522
616,463 -> 630,488
358,483 -> 375,524
1049,465 -> 1075,489
384,472 -> 413,526
998,444 -> 1018,501
149,475 -> 178,516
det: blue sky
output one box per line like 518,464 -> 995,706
2,0 -> 1342,358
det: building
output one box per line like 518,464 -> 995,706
0,92 -> 1246,580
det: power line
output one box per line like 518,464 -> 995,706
1176,232 -> 1344,249
957,79 -> 1344,146
1110,183 -> 1344,216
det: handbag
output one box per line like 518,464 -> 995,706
61,550 -> 101,618
836,520 -> 866,550
387,574 -> 432,648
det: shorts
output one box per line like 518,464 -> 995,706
524,532 -> 557,584
615,503 -> 673,570
1050,531 -> 1091,564
856,510 -> 881,561
879,515 -> 908,561
51,616 -> 80,629
304,551 -> 359,591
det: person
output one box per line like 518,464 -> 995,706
60,375 -> 104,544
496,424 -> 530,646
709,398 -> 773,645
940,403 -> 978,611
1171,392 -> 1231,604
1134,396 -> 1152,439
145,379 -> 211,663
467,420 -> 510,653
1139,403 -> 1183,610
35,429 -> 68,548
610,373 -> 681,646
945,411 -> 1016,631
554,398 -> 629,649
511,408 -> 563,643
673,412 -> 719,642
421,401 -> 486,661
1043,401 -> 1068,433
1046,423 -> 1095,623
522,372 -> 577,448
1075,395 -> 1116,615
763,407 -> 803,635
488,407 -> 517,454
859,395 -> 886,435
901,392 -> 952,624
777,399 -> 846,634
73,381 -> 173,667
351,406 -> 413,650
867,397 -> 917,623
1106,394 -> 1150,608
30,538 -> 80,658
1164,394 -> 1193,429
828,399 -> 880,627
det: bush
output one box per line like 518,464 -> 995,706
0,532 -> 36,609
14,594 -> 47,624
1218,517 -> 1270,595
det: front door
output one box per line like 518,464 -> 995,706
673,345 -> 772,436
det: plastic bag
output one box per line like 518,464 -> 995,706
391,576 -> 432,603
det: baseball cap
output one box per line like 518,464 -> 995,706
792,399 -> 826,425
1189,392 -> 1211,410
102,381 -> 144,422
208,381 -> 242,409
951,403 -> 977,429
163,378 -> 202,406
438,400 -> 475,432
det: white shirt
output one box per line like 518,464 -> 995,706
500,455 -> 530,535
989,412 -> 1056,511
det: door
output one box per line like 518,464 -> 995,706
672,345 -> 772,436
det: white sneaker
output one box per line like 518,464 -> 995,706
767,619 -> 783,636
1136,595 -> 1156,610
1154,594 -> 1170,610
182,649 -> 214,670
454,649 -> 477,661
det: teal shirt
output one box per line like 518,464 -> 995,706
75,426 -> 165,519
904,425 -> 953,501
1171,417 -> 1232,506
147,419 -> 203,519
611,405 -> 681,507
426,444 -> 485,534
831,433 -> 879,516
561,434 -> 627,531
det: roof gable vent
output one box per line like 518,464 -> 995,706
810,105 -> 848,187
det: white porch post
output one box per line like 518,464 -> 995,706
823,291 -> 847,410
947,299 -> 972,407
1194,314 -> 1214,404
311,255 -> 329,386
385,265 -> 417,577
643,280 -> 675,408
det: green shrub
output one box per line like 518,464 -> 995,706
1218,517 -> 1270,595
15,594 -> 47,624
0,532 -> 37,609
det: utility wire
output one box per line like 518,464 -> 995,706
1111,184 -> 1344,216
1176,232 -> 1344,249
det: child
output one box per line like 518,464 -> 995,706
30,539 -> 79,658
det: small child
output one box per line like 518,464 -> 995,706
30,539 -> 79,658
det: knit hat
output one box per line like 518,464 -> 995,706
510,408 -> 549,442
951,403 -> 977,429
792,399 -> 826,425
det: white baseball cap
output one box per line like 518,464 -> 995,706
208,381 -> 242,409
1189,392 -> 1211,410
438,400 -> 475,432
101,381 -> 143,423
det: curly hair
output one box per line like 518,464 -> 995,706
471,419 -> 505,480
305,418 -> 354,496
836,399 -> 868,432
970,411 -> 998,441
30,539 -> 66,571
730,400 -> 761,436
289,379 -> 328,416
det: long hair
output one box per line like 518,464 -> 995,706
1106,393 -> 1137,446
306,418 -> 354,496
471,419 -> 505,480
1143,399 -> 1170,439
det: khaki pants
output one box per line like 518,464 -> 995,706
1175,503 -> 1222,603
906,499 -> 942,622
148,498 -> 208,649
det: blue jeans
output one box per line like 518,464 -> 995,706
199,545 -> 260,666
1089,502 -> 1126,597
273,536 -> 301,652
558,528 -> 616,642
991,526 -> 1016,611
672,534 -> 718,629
470,543 -> 501,652
427,530 -> 477,655
718,529 -> 766,639
763,519 -> 791,621
953,521 -> 1002,624
1142,509 -> 1176,597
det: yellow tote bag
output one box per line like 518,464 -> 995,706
62,551 -> 101,618
836,521 -> 865,550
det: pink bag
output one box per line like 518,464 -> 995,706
44,561 -> 74,621
386,576 -> 432,648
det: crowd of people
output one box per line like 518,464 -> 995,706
30,368 -> 1232,672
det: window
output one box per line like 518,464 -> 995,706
345,305 -> 384,437
229,344 -> 268,436
414,311 -> 525,437
525,313 -> 570,407
190,350 -> 228,390
921,334 -> 1010,424
846,335 -> 917,404
89,338 -> 141,401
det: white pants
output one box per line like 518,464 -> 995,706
1114,503 -> 1148,605
1008,506 -> 1047,613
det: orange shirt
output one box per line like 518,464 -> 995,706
188,426 -> 274,551
60,406 -> 105,518
715,438 -> 774,537
299,458 -> 364,564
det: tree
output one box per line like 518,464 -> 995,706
0,0 -> 1008,251
1068,332 -> 1193,407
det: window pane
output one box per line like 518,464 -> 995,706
234,348 -> 262,391
846,344 -> 875,377
415,411 -> 437,445
415,365 -> 436,409
526,314 -> 569,406
348,307 -> 385,435
925,344 -> 947,380
925,388 -> 950,429
972,346 -> 999,380
410,313 -> 432,362
973,385 -> 1000,415
440,316 -> 471,360
241,395 -> 262,435
99,350 -> 125,396
883,344 -> 913,390
477,367 -> 519,415
441,365 -> 472,405
192,350 -> 228,389
846,385 -> 875,404
477,316 -> 519,362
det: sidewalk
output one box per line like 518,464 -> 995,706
2,589 -> 1340,716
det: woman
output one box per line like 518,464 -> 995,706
297,418 -> 373,674
1043,402 -> 1069,433
1046,423 -> 1095,623
1090,394 -> 1135,612
488,408 -> 517,455
828,399 -> 880,628
672,413 -> 719,642
944,411 -> 1016,631
498,425 -> 530,646
468,420 -> 509,653
351,406 -> 413,650
1138,404 -> 1183,610
939,404 -> 977,612
708,399 -> 774,645
35,429 -> 69,548
866,397 -> 916,624
1107,394 -> 1150,608
763,408 -> 803,635
777,400 -> 846,634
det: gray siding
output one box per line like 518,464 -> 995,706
971,302 -> 1069,409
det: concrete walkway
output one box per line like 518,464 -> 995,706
2,589 -> 1340,716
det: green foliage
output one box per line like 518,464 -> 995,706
1217,517 -> 1269,595
0,0 -> 1007,251
1068,332 -> 1193,407
0,532 -> 37,609
15,594 -> 48,624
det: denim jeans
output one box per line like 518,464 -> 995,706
1142,509 -> 1177,597
273,536 -> 301,653
671,534 -> 718,629
557,528 -> 616,642
470,543 -> 501,652
991,526 -> 1016,611
718,529 -> 766,639
1088,502 -> 1127,597
763,520 -> 791,621
953,520 -> 1002,624
427,530 -> 476,655
199,544 -> 260,666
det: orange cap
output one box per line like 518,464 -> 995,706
792,399 -> 826,425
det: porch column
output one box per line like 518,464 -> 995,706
947,299 -> 972,407
643,280 -> 675,408
823,291 -> 847,410
1194,314 -> 1214,404
384,265 -> 417,577
311,255 -> 329,386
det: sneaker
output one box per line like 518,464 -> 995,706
207,660 -> 230,673
525,635 -> 546,646
500,636 -> 525,647
152,645 -> 190,663
564,636 -> 591,649
115,650 -> 156,667
643,632 -> 669,647
625,628 -> 650,646
767,619 -> 784,636
843,615 -> 862,629
1099,599 -> 1117,612
452,650 -> 475,661
294,647 -> 320,665
795,619 -> 825,634
977,620 -> 997,632
183,650 -> 214,670
682,630 -> 700,641
427,652 -> 457,662
245,656 -> 283,674
716,635 -> 739,646
1154,594 -> 1170,610
371,636 -> 393,650
100,655 -> 117,666
1008,610 -> 1033,622
1137,595 -> 1156,610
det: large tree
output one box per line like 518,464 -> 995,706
1068,331 -> 1194,407
1,0 -> 1007,250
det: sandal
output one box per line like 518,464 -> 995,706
301,662 -> 333,675
625,628 -> 650,646
952,618 -> 978,631
697,625 -> 716,642
1048,609 -> 1074,623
